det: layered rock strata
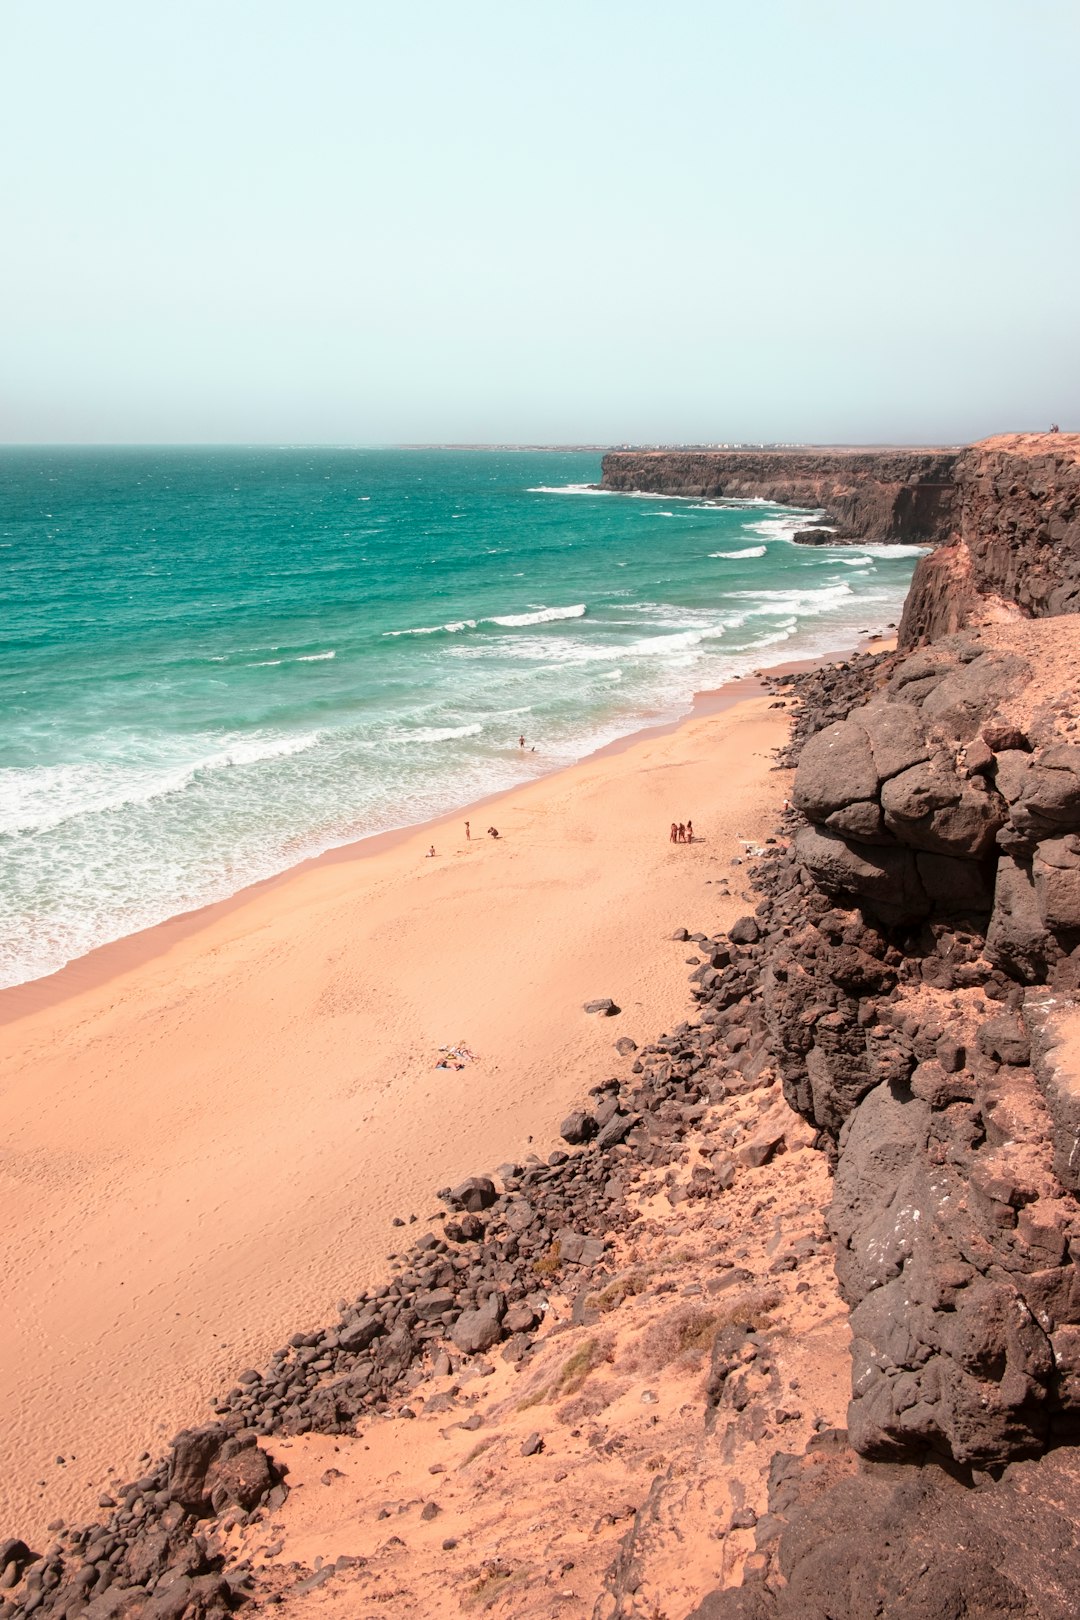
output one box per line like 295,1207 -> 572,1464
599,449 -> 959,542
899,433 -> 1080,647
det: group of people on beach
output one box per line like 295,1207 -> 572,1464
429,819 -> 500,858
669,820 -> 694,843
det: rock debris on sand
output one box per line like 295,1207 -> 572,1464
7,437 -> 1080,1620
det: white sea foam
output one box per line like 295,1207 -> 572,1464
744,511 -> 825,543
528,484 -> 683,500
727,582 -> 856,619
385,723 -> 483,745
527,483 -> 608,495
297,650 -> 336,661
0,731 -> 323,838
385,619 -> 475,637
709,545 -> 767,560
388,604 -> 586,636
488,604 -> 586,628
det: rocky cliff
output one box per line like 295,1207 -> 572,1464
599,449 -> 960,542
686,627 -> 1080,1617
898,434 -> 1080,648
6,437 -> 1080,1620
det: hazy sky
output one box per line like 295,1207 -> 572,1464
2,0 -> 1077,445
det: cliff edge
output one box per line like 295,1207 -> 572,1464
899,433 -> 1080,648
599,448 -> 960,543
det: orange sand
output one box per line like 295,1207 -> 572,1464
0,691 -> 790,1540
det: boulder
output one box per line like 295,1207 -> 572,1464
987,855 -> 1058,982
449,1175 -> 497,1212
0,1541 -> 35,1582
167,1424 -> 230,1516
793,719 -> 880,820
204,1440 -> 278,1514
881,762 -> 1004,858
729,916 -> 761,945
795,824 -> 929,923
977,1015 -> 1031,1068
920,651 -> 1031,741
450,1294 -> 505,1355
824,799 -> 887,843
583,997 -> 620,1016
595,1110 -> 637,1149
859,700 -> 931,780
414,1288 -> 456,1322
560,1110 -> 598,1145
1033,836 -> 1080,932
999,748 -> 1080,838
444,1212 -> 484,1242
338,1310 -> 383,1352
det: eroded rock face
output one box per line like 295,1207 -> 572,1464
744,630 -> 1080,1473
791,634 -> 1080,983
598,449 -> 959,542
900,433 -> 1080,649
688,1431 -> 1080,1620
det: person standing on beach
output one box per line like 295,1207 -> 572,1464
518,734 -> 526,749
465,820 -> 470,840
670,821 -> 678,843
677,822 -> 686,843
686,819 -> 694,843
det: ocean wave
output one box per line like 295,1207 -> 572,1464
727,582 -> 856,618
297,650 -> 336,661
384,620 -> 477,637
744,511 -> 826,543
838,556 -> 874,567
527,483 -> 608,495
488,604 -> 586,627
384,723 -> 483,745
0,731 -> 323,838
709,545 -> 767,560
528,484 -> 681,501
386,604 -> 586,636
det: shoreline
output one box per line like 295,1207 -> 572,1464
0,639 -> 887,1028
0,630 -> 891,1541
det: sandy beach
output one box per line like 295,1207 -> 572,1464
0,681 -> 792,1540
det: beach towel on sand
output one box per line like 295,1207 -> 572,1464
436,1043 -> 477,1070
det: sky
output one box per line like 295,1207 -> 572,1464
2,0 -> 1077,446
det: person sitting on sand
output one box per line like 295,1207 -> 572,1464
426,845 -> 436,858
488,826 -> 500,839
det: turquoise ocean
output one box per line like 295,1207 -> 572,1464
0,448 -> 924,990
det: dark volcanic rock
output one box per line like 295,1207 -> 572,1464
448,1175 -> 498,1212
560,1109 -> 598,1145
688,1434 -> 1080,1620
599,449 -> 959,543
450,1294 -> 505,1355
